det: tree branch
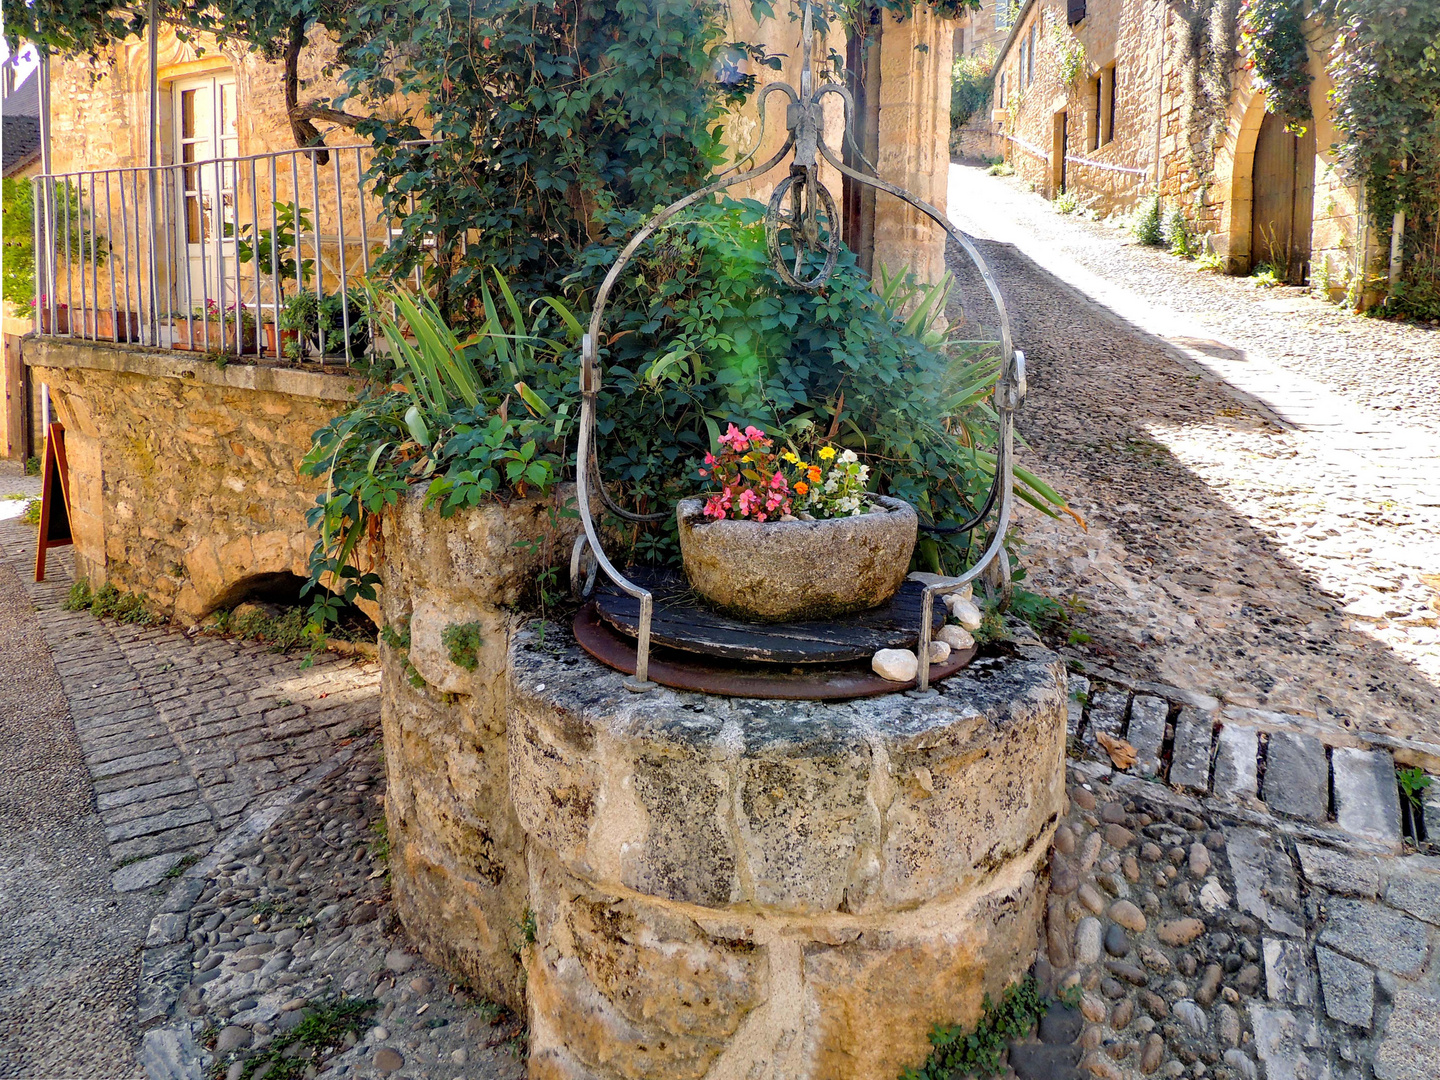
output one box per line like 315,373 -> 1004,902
283,14 -> 330,164
290,104 -> 368,128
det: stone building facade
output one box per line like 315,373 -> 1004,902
967,0 -> 1373,293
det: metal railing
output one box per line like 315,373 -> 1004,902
30,144 -> 420,364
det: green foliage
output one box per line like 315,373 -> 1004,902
1046,11 -> 1086,89
899,977 -> 1050,1080
1194,250 -> 1227,274
63,578 -> 161,624
1053,192 -> 1080,215
1131,195 -> 1164,247
1240,0 -> 1312,132
1250,263 -> 1285,288
24,457 -> 40,476
205,604 -> 311,652
441,621 -> 483,671
227,201 -> 315,289
369,817 -> 390,863
163,853 -> 200,879
234,996 -> 378,1080
985,162 -> 1015,177
1008,587 -> 1067,636
520,908 -> 538,946
20,497 -> 42,526
1167,210 -> 1199,258
278,289 -> 368,361
1398,766 -> 1433,812
2,178 -> 107,306
951,47 -> 997,132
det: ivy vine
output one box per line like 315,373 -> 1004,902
1239,0 -> 1313,132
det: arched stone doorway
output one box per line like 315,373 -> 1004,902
1250,112 -> 1316,283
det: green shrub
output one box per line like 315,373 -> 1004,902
986,162 -> 1015,177
442,622 -> 483,671
1053,192 -> 1080,215
1132,195 -> 1164,247
20,497 -> 41,526
64,578 -> 160,624
951,47 -> 997,131
900,977 -> 1051,1080
1167,210 -> 1199,258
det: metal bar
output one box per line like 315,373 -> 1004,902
214,158 -> 228,353
310,150 -> 323,360
119,171 -> 134,342
104,172 -> 119,338
355,147 -> 370,275
196,165 -> 210,353
249,157 -> 262,357
62,177 -> 73,337
290,151 -> 304,358
157,165 -> 171,347
333,149 -> 351,363
269,156 -> 280,347
31,178 -> 41,335
89,173 -> 100,341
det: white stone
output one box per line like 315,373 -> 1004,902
1199,879 -> 1232,914
1332,747 -> 1402,848
1074,917 -> 1103,964
938,624 -> 975,651
949,597 -> 983,630
927,640 -> 951,664
871,648 -> 919,682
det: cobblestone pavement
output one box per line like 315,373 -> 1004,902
1028,671 -> 1440,1080
946,163 -> 1440,744
138,738 -> 525,1080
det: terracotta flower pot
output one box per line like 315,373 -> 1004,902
38,304 -> 69,334
80,309 -> 140,342
675,494 -> 918,623
171,319 -> 257,353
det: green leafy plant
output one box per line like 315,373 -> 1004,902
24,457 -> 40,476
1194,250 -> 1227,274
1167,210 -> 1199,258
1053,192 -> 1079,215
278,289 -> 368,361
2,177 -> 107,306
1046,10 -> 1086,89
899,977 -> 1050,1080
233,996 -> 377,1080
1251,263 -> 1285,288
986,161 -> 1015,177
951,46 -> 997,133
1398,766 -> 1432,812
63,578 -> 161,624
226,200 -> 316,289
441,621 -> 483,671
20,497 -> 41,526
1240,0 -> 1313,133
1131,195 -> 1164,247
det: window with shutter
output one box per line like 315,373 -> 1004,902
1068,0 -> 1086,25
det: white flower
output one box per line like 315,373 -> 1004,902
839,449 -> 858,464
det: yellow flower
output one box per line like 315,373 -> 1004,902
781,451 -> 800,464
818,446 -> 836,460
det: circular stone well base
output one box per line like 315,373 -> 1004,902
508,629 -> 1068,1080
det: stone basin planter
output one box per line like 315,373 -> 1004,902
675,494 -> 918,622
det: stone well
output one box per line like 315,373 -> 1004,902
378,493 -> 1068,1076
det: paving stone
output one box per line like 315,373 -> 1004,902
88,747 -> 182,780
103,803 -> 213,843
112,850 -> 190,893
1423,785 -> 1440,844
1127,695 -> 1166,778
1067,676 -> 1089,737
1226,828 -> 1304,937
1332,747 -> 1402,847
1295,844 -> 1380,898
109,821 -> 216,863
1213,725 -> 1259,801
1317,898 -> 1431,977
1263,939 -> 1316,1007
1248,1004 -> 1328,1080
1373,989 -> 1440,1080
1261,732 -> 1329,822
1314,946 -> 1373,1030
1008,1042 -> 1083,1080
1086,691 -> 1128,750
1168,709 -> 1214,792
96,774 -> 199,811
1383,860 -> 1440,926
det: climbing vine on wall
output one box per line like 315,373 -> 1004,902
1170,0 -> 1241,192
1239,0 -> 1313,131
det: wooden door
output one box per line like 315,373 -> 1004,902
173,73 -> 239,316
1251,112 -> 1316,283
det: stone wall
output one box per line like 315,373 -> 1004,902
377,488 -> 584,1014
25,337 -> 355,620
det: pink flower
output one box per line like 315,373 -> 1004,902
737,490 -> 759,517
719,423 -> 749,452
769,471 -> 788,491
755,512 -> 767,522
704,495 -> 726,519
703,452 -> 716,466
744,425 -> 765,441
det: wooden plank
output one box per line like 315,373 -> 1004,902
35,422 -> 73,582
2,334 -> 24,461
595,575 -> 944,664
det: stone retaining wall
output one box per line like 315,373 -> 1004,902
26,338 -> 356,621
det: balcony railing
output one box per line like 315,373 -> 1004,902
30,144 -> 422,365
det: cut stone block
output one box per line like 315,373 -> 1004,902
1373,989 -> 1440,1080
1385,862 -> 1440,926
1317,898 -> 1430,977
1261,732 -> 1329,822
112,850 -> 190,893
1263,939 -> 1317,1007
1168,709 -> 1214,793
1127,695 -> 1167,778
1213,725 -> 1259,802
1332,747 -> 1402,847
1422,784 -> 1440,844
1249,1004 -> 1328,1080
1295,844 -> 1380,898
1315,946 -> 1373,1030
1226,828 -> 1304,937
1085,691 -> 1128,752
1067,676 -> 1089,738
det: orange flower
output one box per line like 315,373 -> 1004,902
794,481 -> 809,496
807,465 -> 822,483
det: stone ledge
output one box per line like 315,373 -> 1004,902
24,336 -> 362,403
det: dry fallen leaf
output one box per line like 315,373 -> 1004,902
1096,731 -> 1138,770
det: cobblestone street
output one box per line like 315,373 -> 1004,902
947,162 -> 1440,745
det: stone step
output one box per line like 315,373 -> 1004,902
1213,725 -> 1258,801
1261,732 -> 1328,822
1169,710 -> 1215,793
1332,748 -> 1402,848
1127,695 -> 1167,779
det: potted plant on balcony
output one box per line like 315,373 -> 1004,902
277,288 -> 369,362
676,425 -> 918,621
227,202 -> 317,357
172,299 -> 258,353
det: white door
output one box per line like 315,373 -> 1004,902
173,73 -> 239,320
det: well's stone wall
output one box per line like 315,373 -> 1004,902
377,489 -> 583,1013
510,632 -> 1067,1079
26,337 -> 354,619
